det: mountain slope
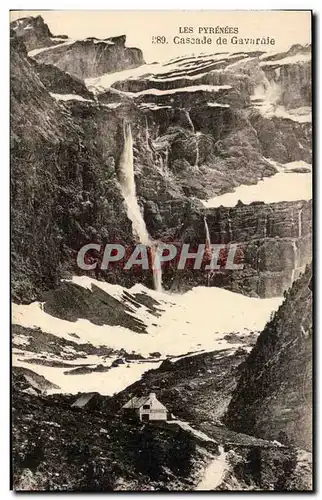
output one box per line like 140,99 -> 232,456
224,264 -> 312,451
11,15 -> 145,78
11,16 -> 312,301
10,14 -> 313,491
12,276 -> 283,397
31,36 -> 145,80
12,374 -> 312,491
10,15 -> 56,51
10,36 -> 133,302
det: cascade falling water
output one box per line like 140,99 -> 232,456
195,136 -> 199,167
184,109 -> 195,133
263,215 -> 268,239
227,214 -> 233,241
184,109 -> 199,168
118,122 -> 150,245
204,216 -> 213,287
195,132 -> 201,168
152,247 -> 163,293
298,208 -> 303,237
118,122 -> 162,291
253,73 -> 281,113
291,240 -> 298,283
204,216 -> 211,250
289,207 -> 303,285
159,155 -> 164,173
165,147 -> 169,169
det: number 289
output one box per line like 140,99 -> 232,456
152,36 -> 167,44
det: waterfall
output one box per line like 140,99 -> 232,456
204,216 -> 211,249
152,247 -> 163,293
184,109 -> 199,167
195,132 -> 201,168
298,208 -> 303,237
291,240 -> 298,283
159,149 -> 171,180
227,215 -> 233,241
263,215 -> 267,239
159,155 -> 163,173
184,109 -> 195,133
204,216 -> 212,286
253,73 -> 281,113
118,122 -> 150,245
195,135 -> 199,167
291,270 -> 295,284
118,122 -> 162,291
262,75 -> 280,104
165,147 -> 169,169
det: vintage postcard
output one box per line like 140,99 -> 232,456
11,10 -> 312,491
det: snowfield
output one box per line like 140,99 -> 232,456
124,84 -> 231,98
86,63 -> 163,93
12,349 -> 161,396
260,52 -> 311,67
12,43 -> 311,397
28,39 -> 76,57
207,102 -> 230,108
85,51 -> 256,94
50,93 -> 93,103
12,278 -> 283,395
12,280 -> 282,358
202,161 -> 312,208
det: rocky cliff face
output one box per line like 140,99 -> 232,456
12,387 -> 212,491
32,36 -> 144,80
10,16 -> 312,302
12,360 -> 312,491
224,264 -> 312,451
10,15 -> 57,51
259,44 -> 311,111
11,16 -> 313,491
11,15 -> 145,79
32,37 -> 144,80
10,36 -> 131,302
168,199 -> 312,297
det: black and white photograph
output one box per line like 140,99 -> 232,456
10,9 -> 312,491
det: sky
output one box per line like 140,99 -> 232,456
10,10 -> 311,63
